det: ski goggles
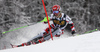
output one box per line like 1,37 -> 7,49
53,11 -> 59,14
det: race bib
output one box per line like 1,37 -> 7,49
53,20 -> 66,26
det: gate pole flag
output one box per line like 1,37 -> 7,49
42,0 -> 53,40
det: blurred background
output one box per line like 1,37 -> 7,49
0,0 -> 100,38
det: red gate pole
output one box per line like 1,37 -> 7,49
42,0 -> 53,40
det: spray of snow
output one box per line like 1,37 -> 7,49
0,22 -> 71,50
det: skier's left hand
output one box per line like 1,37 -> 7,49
71,30 -> 75,35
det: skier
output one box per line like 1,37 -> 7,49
11,5 -> 75,48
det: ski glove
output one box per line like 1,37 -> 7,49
72,30 -> 75,35
43,22 -> 48,24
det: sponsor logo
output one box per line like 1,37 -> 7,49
53,20 -> 66,25
53,7 -> 57,9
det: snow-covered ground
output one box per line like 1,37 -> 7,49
0,21 -> 100,52
0,31 -> 100,52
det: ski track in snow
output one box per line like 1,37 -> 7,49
0,22 -> 71,50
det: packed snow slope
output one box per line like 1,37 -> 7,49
0,22 -> 71,50
0,31 -> 100,52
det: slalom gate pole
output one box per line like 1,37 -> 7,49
77,29 -> 98,36
2,25 -> 28,34
42,0 -> 53,40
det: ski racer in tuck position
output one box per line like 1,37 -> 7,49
12,5 -> 76,48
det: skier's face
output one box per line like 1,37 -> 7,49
53,11 -> 59,16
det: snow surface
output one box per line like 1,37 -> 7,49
0,31 -> 100,52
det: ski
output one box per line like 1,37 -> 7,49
10,43 -> 18,48
10,44 -> 13,48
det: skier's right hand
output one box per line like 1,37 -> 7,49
43,22 -> 48,24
